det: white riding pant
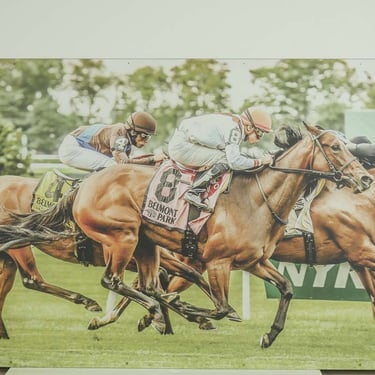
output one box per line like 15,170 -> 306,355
168,129 -> 226,169
58,134 -> 116,171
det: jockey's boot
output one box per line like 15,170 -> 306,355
184,163 -> 230,212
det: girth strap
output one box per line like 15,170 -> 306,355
303,231 -> 317,266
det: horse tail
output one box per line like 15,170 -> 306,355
0,187 -> 79,252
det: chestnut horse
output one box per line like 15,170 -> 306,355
155,169 -> 375,328
0,124 -> 372,348
87,137 -> 375,332
0,176 -> 217,339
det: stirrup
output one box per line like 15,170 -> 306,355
184,193 -> 213,213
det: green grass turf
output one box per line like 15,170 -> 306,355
1,250 -> 374,370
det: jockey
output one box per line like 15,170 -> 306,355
332,131 -> 375,167
58,111 -> 166,171
347,135 -> 375,166
167,107 -> 273,211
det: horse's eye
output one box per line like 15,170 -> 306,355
332,144 -> 340,151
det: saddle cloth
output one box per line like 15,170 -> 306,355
142,160 -> 231,235
31,169 -> 79,212
30,169 -> 94,266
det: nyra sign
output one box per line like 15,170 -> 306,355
264,261 -> 370,301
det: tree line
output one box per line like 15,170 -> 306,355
1,58 -> 375,175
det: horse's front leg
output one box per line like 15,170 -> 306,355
101,267 -> 166,334
201,258 -> 233,320
0,253 -> 17,339
135,243 -> 173,334
100,238 -> 166,334
164,254 -> 241,324
351,265 -> 375,319
88,294 -> 132,330
248,258 -> 293,349
160,258 -> 232,322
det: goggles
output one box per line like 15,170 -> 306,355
254,126 -> 265,139
138,132 -> 152,141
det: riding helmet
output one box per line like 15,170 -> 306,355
127,111 -> 157,135
240,108 -> 273,133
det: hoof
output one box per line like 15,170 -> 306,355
137,315 -> 153,332
163,327 -> 174,335
85,302 -> 103,312
226,311 -> 242,322
198,320 -> 216,330
87,318 -> 100,330
151,320 -> 166,335
260,334 -> 271,349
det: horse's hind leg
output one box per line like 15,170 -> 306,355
10,248 -> 102,312
248,259 -> 293,349
352,266 -> 375,319
0,252 -> 17,339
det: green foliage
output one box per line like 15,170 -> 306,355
65,59 -> 116,123
1,58 -> 374,158
26,96 -> 80,153
0,118 -> 30,175
0,59 -> 76,154
170,59 -> 232,119
0,59 -> 64,130
247,59 -> 371,131
111,60 -> 232,150
111,65 -> 173,149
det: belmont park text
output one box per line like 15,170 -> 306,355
146,199 -> 179,224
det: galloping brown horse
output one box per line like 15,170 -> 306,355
0,124 -> 372,348
0,176 -> 216,339
89,136 -> 375,331
160,169 -> 375,324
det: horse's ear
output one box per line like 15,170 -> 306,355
302,120 -> 311,132
302,121 -> 320,136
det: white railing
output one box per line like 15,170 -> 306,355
30,154 -> 73,172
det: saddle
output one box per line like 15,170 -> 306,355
142,160 -> 232,258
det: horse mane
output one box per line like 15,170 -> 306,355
273,124 -> 303,151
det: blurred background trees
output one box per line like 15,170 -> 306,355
1,58 -> 375,174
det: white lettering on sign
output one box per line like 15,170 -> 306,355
277,262 -> 307,287
334,262 -> 363,289
312,265 -> 335,287
276,262 -> 364,289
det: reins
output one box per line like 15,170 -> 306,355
255,129 -> 359,226
255,174 -> 288,225
268,131 -> 358,183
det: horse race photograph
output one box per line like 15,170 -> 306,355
1,3 -> 375,372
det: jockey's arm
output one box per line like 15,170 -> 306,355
225,143 -> 263,169
112,150 -> 159,165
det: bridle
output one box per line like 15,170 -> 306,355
255,129 -> 358,226
269,130 -> 358,182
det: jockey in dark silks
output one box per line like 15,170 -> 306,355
333,130 -> 375,168
347,135 -> 375,168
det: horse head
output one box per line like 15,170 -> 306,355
272,123 -> 373,193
